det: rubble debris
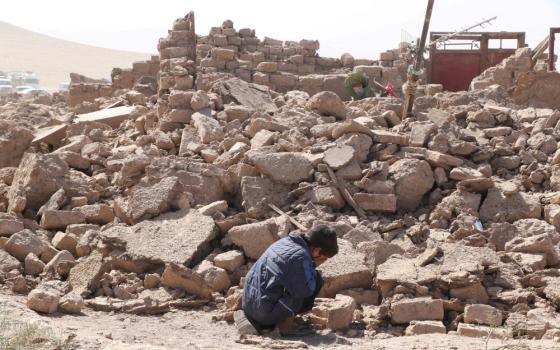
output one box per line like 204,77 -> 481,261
3,11 -> 560,347
309,294 -> 356,330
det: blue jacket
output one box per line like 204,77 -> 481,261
242,232 -> 317,327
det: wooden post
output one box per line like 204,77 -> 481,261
402,0 -> 435,119
550,28 -> 556,72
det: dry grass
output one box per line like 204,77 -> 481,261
0,312 -> 70,350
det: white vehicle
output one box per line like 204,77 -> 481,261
16,85 -> 35,94
20,88 -> 50,97
0,85 -> 14,95
10,72 -> 39,89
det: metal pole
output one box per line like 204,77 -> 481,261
402,0 -> 435,119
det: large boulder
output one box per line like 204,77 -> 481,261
479,186 -> 542,223
389,159 -> 434,211
27,288 -> 61,314
226,219 -> 279,259
0,248 -> 22,273
0,121 -> 33,168
305,91 -> 347,119
390,297 -> 444,324
248,152 -> 314,184
211,77 -> 277,113
101,209 -> 217,271
7,153 -> 98,213
114,176 -> 189,225
464,304 -> 503,327
4,229 -> 43,261
310,294 -> 356,330
240,176 -> 290,219
318,239 -> 372,297
67,251 -> 110,297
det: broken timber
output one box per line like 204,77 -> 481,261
326,165 -> 368,220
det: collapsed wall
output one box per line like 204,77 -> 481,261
69,13 -> 416,109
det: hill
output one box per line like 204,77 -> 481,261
0,21 -> 152,91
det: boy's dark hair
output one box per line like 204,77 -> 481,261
304,225 -> 338,257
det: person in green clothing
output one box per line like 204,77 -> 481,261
345,72 -> 376,100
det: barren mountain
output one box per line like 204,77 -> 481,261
0,21 -> 151,91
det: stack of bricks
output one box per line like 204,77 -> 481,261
351,45 -> 414,91
111,56 -> 160,90
195,19 -> 352,94
68,56 -> 160,107
156,12 -> 199,131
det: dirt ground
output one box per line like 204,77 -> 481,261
1,293 -> 558,350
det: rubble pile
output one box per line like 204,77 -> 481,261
1,11 -> 560,343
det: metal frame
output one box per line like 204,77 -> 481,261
549,28 -> 560,71
428,31 -> 525,90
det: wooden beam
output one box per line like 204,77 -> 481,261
268,203 -> 308,231
325,165 -> 368,220
550,28 -> 557,72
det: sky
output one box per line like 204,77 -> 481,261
2,0 -> 559,59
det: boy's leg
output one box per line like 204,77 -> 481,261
234,309 -> 259,335
298,271 -> 323,314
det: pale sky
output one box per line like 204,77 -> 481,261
2,0 -> 559,59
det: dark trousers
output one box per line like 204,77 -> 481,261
247,272 -> 323,331
299,271 -> 323,314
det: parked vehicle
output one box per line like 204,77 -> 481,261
58,82 -> 70,91
0,85 -> 14,95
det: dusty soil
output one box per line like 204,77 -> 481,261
1,293 -> 557,350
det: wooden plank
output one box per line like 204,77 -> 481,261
325,165 -> 368,220
268,203 -> 308,231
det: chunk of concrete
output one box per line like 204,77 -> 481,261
58,293 -> 84,314
354,193 -> 397,213
27,288 -> 61,314
227,220 -> 278,259
323,145 -> 355,170
73,106 -> 135,128
40,210 -> 86,230
114,176 -> 188,225
213,250 -> 245,272
193,260 -> 231,293
464,304 -> 503,327
306,91 -> 347,119
318,239 -> 372,297
389,159 -> 434,211
67,251 -> 110,297
4,229 -> 43,261
160,262 -> 212,298
248,152 -> 313,184
24,253 -> 45,276
8,153 -> 98,213
457,323 -> 511,339
0,121 -> 33,168
101,209 -> 217,269
390,298 -> 444,324
74,204 -> 114,225
479,187 -> 542,222
0,248 -> 22,272
310,294 -> 356,331
0,219 -> 24,237
405,320 -> 447,335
